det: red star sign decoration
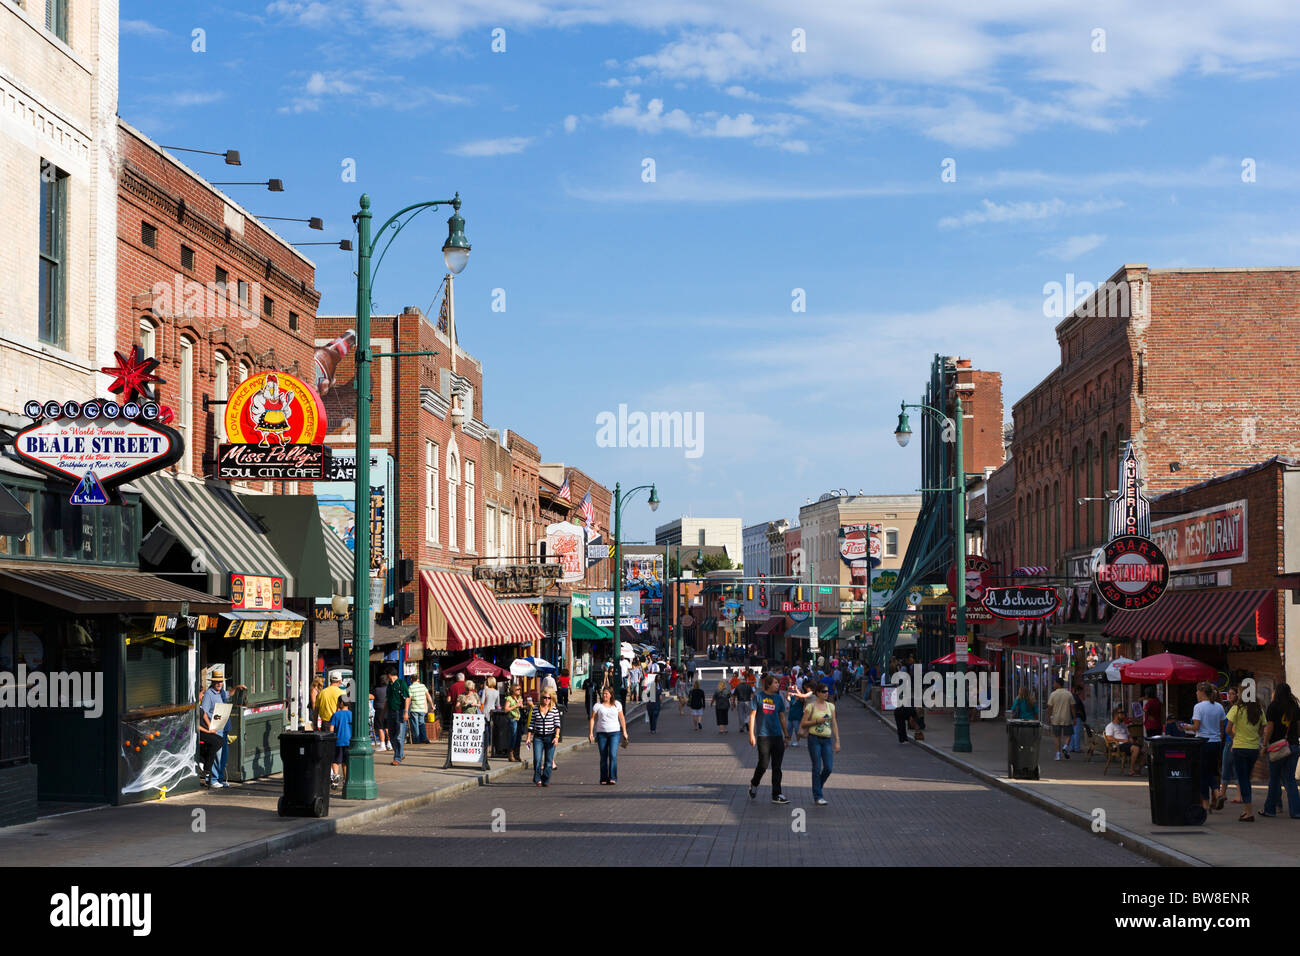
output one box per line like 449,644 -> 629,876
101,345 -> 164,404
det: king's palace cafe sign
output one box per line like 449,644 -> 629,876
1149,499 -> 1247,587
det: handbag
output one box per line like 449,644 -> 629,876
1266,738 -> 1292,763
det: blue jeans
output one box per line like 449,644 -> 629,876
1070,718 -> 1084,752
532,736 -> 556,784
211,733 -> 229,784
508,718 -> 520,754
597,731 -> 620,783
1220,740 -> 1234,785
1264,745 -> 1300,816
1232,748 -> 1259,803
409,712 -> 429,744
807,735 -> 833,800
646,702 -> 661,733
388,714 -> 405,761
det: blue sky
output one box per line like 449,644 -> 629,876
120,1 -> 1300,544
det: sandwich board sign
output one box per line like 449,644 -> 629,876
444,713 -> 489,771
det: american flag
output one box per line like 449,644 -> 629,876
557,472 -> 571,502
579,490 -> 593,529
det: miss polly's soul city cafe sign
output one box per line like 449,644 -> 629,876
1091,443 -> 1169,611
217,372 -> 328,480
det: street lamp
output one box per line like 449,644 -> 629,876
612,481 -> 658,701
343,191 -> 468,800
255,216 -> 324,230
212,179 -> 284,191
894,398 -> 971,753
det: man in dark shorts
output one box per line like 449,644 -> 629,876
748,674 -> 789,804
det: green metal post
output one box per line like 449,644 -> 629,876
953,394 -> 971,753
343,194 -> 377,799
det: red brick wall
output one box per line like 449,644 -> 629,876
117,122 -> 320,485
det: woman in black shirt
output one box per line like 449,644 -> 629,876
1261,682 -> 1300,818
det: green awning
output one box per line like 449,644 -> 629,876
237,493 -> 332,598
573,616 -> 612,641
786,618 -> 838,641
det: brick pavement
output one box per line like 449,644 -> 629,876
257,693 -> 1150,867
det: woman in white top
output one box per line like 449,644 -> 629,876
480,676 -> 501,714
588,685 -> 629,785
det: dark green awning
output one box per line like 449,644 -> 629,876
237,493 -> 332,598
786,618 -> 839,641
573,616 -> 611,641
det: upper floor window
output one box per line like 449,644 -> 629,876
178,337 -> 195,475
237,280 -> 250,310
215,266 -> 228,296
263,295 -> 274,320
885,529 -> 899,557
141,221 -> 158,249
289,311 -> 299,332
181,244 -> 195,271
39,160 -> 69,347
425,441 -> 439,543
46,0 -> 68,43
139,319 -> 156,360
447,450 -> 460,551
464,461 -> 475,553
213,352 -> 229,441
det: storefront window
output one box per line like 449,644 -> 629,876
24,490 -> 138,565
99,508 -> 118,562
245,640 -> 286,703
1,486 -> 34,556
125,628 -> 184,710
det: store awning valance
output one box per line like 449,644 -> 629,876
135,472 -> 295,593
573,616 -> 611,641
756,617 -> 786,636
420,570 -> 544,652
237,493 -> 333,598
786,618 -> 838,641
1102,589 -> 1274,646
219,609 -> 306,622
0,565 -> 228,615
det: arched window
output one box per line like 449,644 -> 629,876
178,336 -> 194,475
447,446 -> 460,551
1053,480 -> 1061,563
1072,447 -> 1082,549
1099,433 -> 1110,541
139,317 -> 157,360
1017,497 -> 1025,563
1085,439 -> 1095,546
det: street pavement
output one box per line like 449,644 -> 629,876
257,693 -> 1149,867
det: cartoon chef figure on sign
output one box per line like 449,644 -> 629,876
249,373 -> 294,445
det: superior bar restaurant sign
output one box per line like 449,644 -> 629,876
1150,500 -> 1248,571
1093,443 -> 1169,611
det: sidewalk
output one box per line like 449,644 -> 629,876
0,702 -> 639,867
857,692 -> 1296,866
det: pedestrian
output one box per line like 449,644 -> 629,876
308,676 -> 324,730
503,683 -> 524,761
328,698 -> 352,788
644,675 -> 662,734
787,680 -> 813,748
525,688 -> 562,787
1009,685 -> 1037,721
1226,690 -> 1265,822
1069,684 -> 1087,753
1142,686 -> 1163,738
688,679 -> 706,731
462,679 -> 481,714
385,670 -> 411,765
480,675 -> 501,715
1046,677 -> 1075,760
713,680 -> 732,733
1104,707 -> 1145,775
829,664 -> 842,701
1180,681 -> 1226,813
748,674 -> 789,805
315,672 -> 345,735
1261,682 -> 1300,818
677,668 -> 689,714
735,673 -> 754,727
1214,685 -> 1240,808
588,684 -> 629,785
408,674 -> 431,744
372,673 -> 390,751
558,669 -> 571,709
799,681 -> 840,805
199,666 -> 245,788
449,671 -> 467,706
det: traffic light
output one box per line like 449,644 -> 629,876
796,586 -> 803,601
747,585 -> 754,600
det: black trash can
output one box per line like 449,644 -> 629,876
1007,719 -> 1042,780
490,711 -> 514,757
1148,735 -> 1207,826
278,730 -> 335,818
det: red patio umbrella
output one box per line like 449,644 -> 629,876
442,656 -> 510,678
931,652 -> 993,668
1118,653 -> 1217,685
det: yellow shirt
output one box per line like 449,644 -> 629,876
316,685 -> 344,723
1228,704 -> 1265,750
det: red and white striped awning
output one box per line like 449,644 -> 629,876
1012,566 -> 1051,577
420,570 -> 545,652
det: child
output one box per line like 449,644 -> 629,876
329,698 -> 353,789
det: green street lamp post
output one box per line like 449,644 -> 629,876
343,192 -> 469,799
895,396 -> 971,753
612,481 -> 659,702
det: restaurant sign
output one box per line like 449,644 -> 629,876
472,563 -> 564,596
1150,500 -> 1247,571
219,371 -> 328,479
230,573 -> 284,611
545,521 -> 585,584
982,586 -> 1061,620
1092,535 -> 1169,611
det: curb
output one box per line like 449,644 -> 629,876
852,693 -> 1206,868
179,703 -> 645,867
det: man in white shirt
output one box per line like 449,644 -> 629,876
1105,708 -> 1145,774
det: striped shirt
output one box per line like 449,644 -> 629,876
529,706 -> 562,737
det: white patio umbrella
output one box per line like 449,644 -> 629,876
509,656 -> 556,677
1105,657 -> 1135,682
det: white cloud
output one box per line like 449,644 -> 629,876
563,114 -> 579,133
725,85 -> 760,100
601,93 -> 803,148
282,69 -> 468,114
603,93 -> 694,134
447,136 -> 533,157
1044,234 -> 1107,259
938,198 -> 1123,229
121,19 -> 168,37
563,169 -> 931,203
